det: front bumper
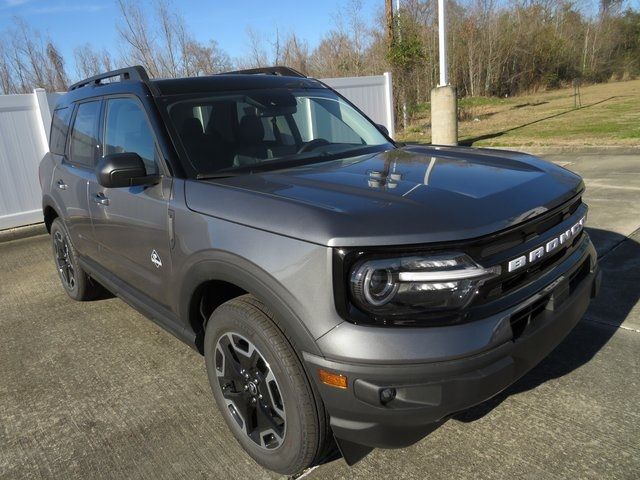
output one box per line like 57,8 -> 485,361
305,236 -> 601,452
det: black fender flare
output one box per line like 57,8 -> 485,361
42,194 -> 63,231
177,251 -> 323,358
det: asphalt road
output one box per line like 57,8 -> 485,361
1,153 -> 638,480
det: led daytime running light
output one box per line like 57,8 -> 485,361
398,267 -> 497,282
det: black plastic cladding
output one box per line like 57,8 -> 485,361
332,194 -> 584,327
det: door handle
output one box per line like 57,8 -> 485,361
93,193 -> 109,206
56,179 -> 68,190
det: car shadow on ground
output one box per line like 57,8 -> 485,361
454,227 -> 639,423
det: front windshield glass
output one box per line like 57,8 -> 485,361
164,88 -> 392,176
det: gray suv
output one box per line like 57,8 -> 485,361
40,65 -> 601,475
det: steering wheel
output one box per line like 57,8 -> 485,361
296,138 -> 330,154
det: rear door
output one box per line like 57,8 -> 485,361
52,100 -> 102,257
88,95 -> 173,307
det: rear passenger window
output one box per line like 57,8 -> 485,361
104,98 -> 158,175
50,107 -> 71,155
69,101 -> 101,167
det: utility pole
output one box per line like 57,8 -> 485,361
385,0 -> 393,51
438,0 -> 448,87
386,0 -> 401,133
430,0 -> 458,145
394,0 -> 408,129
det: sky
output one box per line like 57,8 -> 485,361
0,0 -> 381,75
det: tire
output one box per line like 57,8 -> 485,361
204,294 -> 334,475
50,218 -> 97,301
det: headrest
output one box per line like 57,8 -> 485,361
237,114 -> 264,144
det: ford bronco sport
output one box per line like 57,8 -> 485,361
40,65 -> 601,475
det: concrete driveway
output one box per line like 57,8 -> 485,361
1,153 -> 638,479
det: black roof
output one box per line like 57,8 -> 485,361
151,74 -> 325,96
63,65 -> 327,103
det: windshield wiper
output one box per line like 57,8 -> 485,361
196,145 -> 389,180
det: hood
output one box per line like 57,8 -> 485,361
184,145 -> 584,247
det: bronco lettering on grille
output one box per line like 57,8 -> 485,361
507,216 -> 586,273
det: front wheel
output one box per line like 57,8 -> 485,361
204,295 -> 333,475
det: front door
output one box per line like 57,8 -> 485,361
88,96 -> 172,307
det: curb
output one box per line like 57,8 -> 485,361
0,223 -> 47,243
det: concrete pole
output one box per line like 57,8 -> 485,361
431,0 -> 458,146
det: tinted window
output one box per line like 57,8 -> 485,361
166,89 -> 390,176
104,98 -> 158,175
292,97 -> 362,144
50,107 -> 71,155
69,101 -> 101,167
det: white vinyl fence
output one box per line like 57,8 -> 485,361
0,72 -> 393,230
0,90 -> 62,230
322,72 -> 395,138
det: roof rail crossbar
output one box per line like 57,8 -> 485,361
222,66 -> 306,78
68,65 -> 153,92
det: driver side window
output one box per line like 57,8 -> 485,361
104,98 -> 159,175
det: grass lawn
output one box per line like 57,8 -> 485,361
398,79 -> 640,147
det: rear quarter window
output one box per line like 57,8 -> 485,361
49,107 -> 71,155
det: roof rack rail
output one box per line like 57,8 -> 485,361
222,66 -> 306,78
68,65 -> 154,92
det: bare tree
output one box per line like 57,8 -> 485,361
281,33 -> 310,73
116,0 -> 161,76
74,44 -> 115,79
46,42 -> 68,90
243,27 -> 270,68
0,36 -> 16,94
116,0 -> 231,78
156,0 -> 180,77
0,18 -> 70,92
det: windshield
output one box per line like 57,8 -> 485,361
163,88 -> 393,177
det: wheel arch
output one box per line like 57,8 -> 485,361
42,195 -> 62,233
179,253 -> 322,358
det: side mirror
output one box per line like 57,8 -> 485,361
96,153 -> 158,188
376,123 -> 390,137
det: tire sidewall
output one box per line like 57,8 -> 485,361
204,300 -> 317,474
50,218 -> 84,300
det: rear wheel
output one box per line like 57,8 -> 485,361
204,295 -> 333,475
50,218 -> 98,301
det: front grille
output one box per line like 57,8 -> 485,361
463,193 -> 587,307
474,196 -> 582,259
478,230 -> 586,303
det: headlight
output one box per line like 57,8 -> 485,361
348,253 -> 500,320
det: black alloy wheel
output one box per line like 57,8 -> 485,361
49,218 -> 99,301
215,332 -> 286,449
53,229 -> 76,290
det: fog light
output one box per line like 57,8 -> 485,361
319,369 -> 348,389
380,387 -> 396,405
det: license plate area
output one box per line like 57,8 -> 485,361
509,256 -> 591,339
